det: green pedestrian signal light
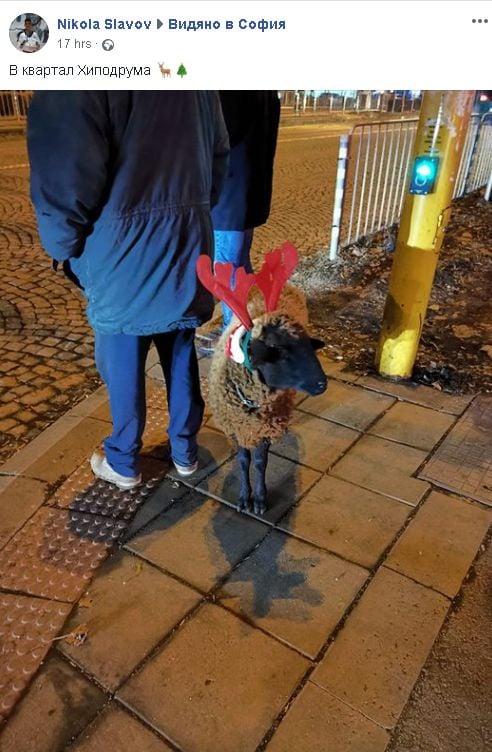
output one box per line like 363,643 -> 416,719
409,155 -> 440,195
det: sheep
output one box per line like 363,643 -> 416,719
197,243 -> 327,515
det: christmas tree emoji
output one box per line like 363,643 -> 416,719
177,63 -> 187,78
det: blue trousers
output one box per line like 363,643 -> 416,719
213,229 -> 254,328
94,329 -> 203,476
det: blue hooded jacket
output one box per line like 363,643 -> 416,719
28,91 -> 229,335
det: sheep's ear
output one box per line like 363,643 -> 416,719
250,339 -> 280,365
310,338 -> 325,351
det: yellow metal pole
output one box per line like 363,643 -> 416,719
376,90 -> 475,379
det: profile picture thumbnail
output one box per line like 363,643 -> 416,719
9,13 -> 49,53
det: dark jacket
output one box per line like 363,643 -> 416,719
28,91 -> 229,335
211,91 -> 280,231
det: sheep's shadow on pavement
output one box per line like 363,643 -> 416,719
124,491 -> 323,622
59,437 -> 323,620
196,434 -> 324,619
220,528 -> 324,621
90,436 -> 321,619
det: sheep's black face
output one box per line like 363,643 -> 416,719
250,324 -> 328,395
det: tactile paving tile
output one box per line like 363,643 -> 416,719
0,593 -> 71,720
419,395 -> 492,506
0,507 -> 125,602
50,457 -> 168,518
143,388 -> 169,448
146,386 -> 169,412
143,410 -> 168,449
144,379 -> 212,444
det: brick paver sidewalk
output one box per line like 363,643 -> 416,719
0,356 -> 490,751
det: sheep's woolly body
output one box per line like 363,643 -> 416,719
209,349 -> 295,448
209,286 -> 309,449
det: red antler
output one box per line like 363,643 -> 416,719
255,242 -> 299,312
196,255 -> 255,329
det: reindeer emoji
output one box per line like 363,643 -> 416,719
158,63 -> 171,78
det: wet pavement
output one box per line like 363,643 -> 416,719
0,357 -> 490,750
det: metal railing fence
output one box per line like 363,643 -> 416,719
0,91 -> 33,120
330,119 -> 418,257
330,112 -> 492,257
280,90 -> 421,114
463,113 -> 492,194
453,114 -> 481,198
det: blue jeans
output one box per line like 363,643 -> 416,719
213,229 -> 254,328
94,329 -> 203,476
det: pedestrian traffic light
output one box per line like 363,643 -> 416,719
409,155 -> 440,195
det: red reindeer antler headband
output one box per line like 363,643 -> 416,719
196,242 -> 299,330
255,242 -> 299,312
196,256 -> 257,329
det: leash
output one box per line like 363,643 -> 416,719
233,382 -> 260,411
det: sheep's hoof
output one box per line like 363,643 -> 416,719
237,496 -> 252,513
253,498 -> 267,516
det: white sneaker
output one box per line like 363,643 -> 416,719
172,459 -> 199,477
90,452 -> 142,490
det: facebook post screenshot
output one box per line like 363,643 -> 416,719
0,0 -> 491,749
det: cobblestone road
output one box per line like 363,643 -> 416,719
0,135 -> 100,463
0,123 -> 345,463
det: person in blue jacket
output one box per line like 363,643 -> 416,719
28,91 -> 229,489
198,91 -> 280,353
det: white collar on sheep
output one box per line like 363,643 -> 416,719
225,324 -> 253,371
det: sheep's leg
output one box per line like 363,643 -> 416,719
237,446 -> 252,512
253,439 -> 270,515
